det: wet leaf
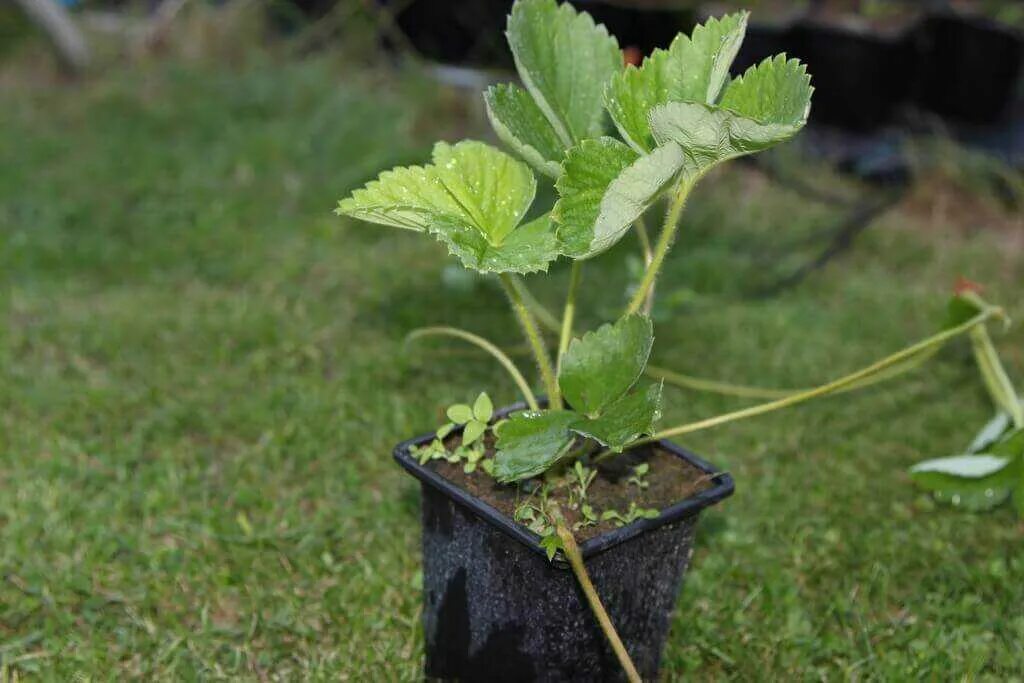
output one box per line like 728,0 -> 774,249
559,314 -> 654,415
571,382 -> 662,451
493,410 -> 578,482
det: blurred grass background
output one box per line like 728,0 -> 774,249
1,1 -> 1023,679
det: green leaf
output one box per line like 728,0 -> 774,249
991,428 -> 1024,458
338,141 -> 558,274
572,382 -> 662,451
911,454 -> 1012,479
559,314 -> 654,415
649,55 -> 812,178
484,83 -> 565,178
554,138 -> 685,259
430,141 -> 535,246
910,454 -> 1017,512
462,419 -> 487,446
472,392 -> 494,423
436,422 -> 455,440
434,212 -> 561,275
968,412 -> 1012,453
493,410 -> 579,482
506,0 -> 621,146
605,12 -> 748,152
539,532 -> 563,561
447,404 -> 473,424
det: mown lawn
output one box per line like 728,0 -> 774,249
1,56 -> 1022,680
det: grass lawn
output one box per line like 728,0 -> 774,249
1,56 -> 1022,680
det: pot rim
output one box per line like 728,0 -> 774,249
393,401 -> 735,563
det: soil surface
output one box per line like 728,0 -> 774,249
428,435 -> 715,543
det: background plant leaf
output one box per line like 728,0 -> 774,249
571,382 -> 662,450
910,455 -> 1017,512
506,0 -> 621,146
605,11 -> 748,151
493,410 -> 578,482
968,412 -> 1012,453
554,138 -> 684,259
559,314 -> 654,415
484,83 -> 565,178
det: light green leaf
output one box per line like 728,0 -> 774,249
910,455 -> 1017,512
472,392 -> 494,422
447,404 -> 473,424
463,419 -> 487,446
339,141 -> 560,274
506,0 -> 622,146
430,141 -> 535,246
559,314 -> 654,415
572,382 -> 662,451
336,163 -> 464,232
605,12 -> 748,152
493,410 -> 578,482
436,422 -> 455,440
484,83 -> 565,178
554,138 -> 685,259
540,532 -> 563,561
649,55 -> 812,177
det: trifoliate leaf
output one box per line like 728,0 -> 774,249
447,404 -> 473,424
559,314 -> 654,416
572,382 -> 662,451
506,0 -> 621,147
605,12 -> 748,152
463,419 -> 487,446
493,410 -> 578,482
338,141 -> 560,274
910,455 -> 1017,512
472,392 -> 494,423
540,532 -> 563,561
554,138 -> 685,259
484,83 -> 565,178
649,56 -> 812,178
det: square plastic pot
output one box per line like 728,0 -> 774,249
393,404 -> 734,682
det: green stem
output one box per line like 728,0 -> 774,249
509,275 -> 561,334
596,308 -> 1001,461
970,325 -> 1023,428
557,261 -> 582,377
634,217 -> 656,314
500,273 -> 561,409
649,348 -> 935,400
407,327 -> 539,411
554,518 -> 642,683
625,180 -> 692,316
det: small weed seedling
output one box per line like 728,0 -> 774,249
337,0 -> 1014,676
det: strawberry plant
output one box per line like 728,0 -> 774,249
336,0 -> 1014,677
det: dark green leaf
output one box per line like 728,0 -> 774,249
559,314 -> 654,415
571,382 -> 662,451
506,0 -> 622,146
910,454 -> 1017,512
484,83 -> 565,178
554,138 -> 685,259
493,410 -> 578,482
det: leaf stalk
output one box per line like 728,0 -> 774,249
500,273 -> 562,408
625,179 -> 693,316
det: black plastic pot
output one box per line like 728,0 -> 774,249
394,405 -> 734,682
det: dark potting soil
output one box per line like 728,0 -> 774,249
428,436 -> 713,543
